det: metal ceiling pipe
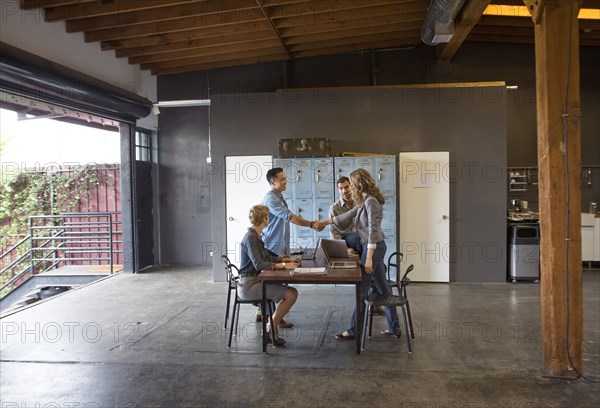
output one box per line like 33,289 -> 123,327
421,0 -> 466,45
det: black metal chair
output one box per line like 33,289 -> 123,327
385,252 -> 404,295
367,252 -> 404,335
361,264 -> 415,353
226,263 -> 278,348
222,254 -> 235,329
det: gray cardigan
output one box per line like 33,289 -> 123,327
334,194 -> 384,248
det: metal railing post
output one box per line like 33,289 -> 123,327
109,214 -> 114,274
29,217 -> 34,276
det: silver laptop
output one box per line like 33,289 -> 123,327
301,237 -> 321,260
321,239 -> 357,269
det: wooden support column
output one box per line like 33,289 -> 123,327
531,0 -> 583,376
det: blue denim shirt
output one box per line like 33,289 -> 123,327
261,189 -> 292,256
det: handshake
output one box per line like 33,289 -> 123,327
310,220 -> 328,232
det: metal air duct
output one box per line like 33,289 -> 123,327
421,0 -> 466,45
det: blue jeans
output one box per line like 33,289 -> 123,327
346,240 -> 400,336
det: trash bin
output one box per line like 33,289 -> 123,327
508,223 -> 540,283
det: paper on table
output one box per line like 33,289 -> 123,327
290,267 -> 327,275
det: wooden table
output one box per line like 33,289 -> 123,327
259,254 -> 363,354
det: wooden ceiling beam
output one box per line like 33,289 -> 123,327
437,0 -> 492,61
285,21 -> 423,45
21,0 -> 94,9
466,33 -> 600,46
151,52 -> 288,76
85,9 -> 268,42
256,0 -> 291,59
279,10 -> 426,37
275,2 -> 427,28
115,30 -> 275,58
292,36 -> 421,58
478,14 -> 599,30
288,30 -> 419,53
141,46 -> 286,70
66,0 -> 257,32
101,21 -> 272,50
44,0 -> 200,22
266,0 -> 403,19
130,38 -> 283,65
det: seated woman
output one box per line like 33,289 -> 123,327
238,204 -> 299,346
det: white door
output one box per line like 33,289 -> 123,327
399,152 -> 450,282
226,155 -> 272,265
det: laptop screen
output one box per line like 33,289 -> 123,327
320,239 -> 350,259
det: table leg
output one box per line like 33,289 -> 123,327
262,282 -> 267,353
355,282 -> 361,354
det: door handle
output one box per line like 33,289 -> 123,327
228,217 -> 234,221
442,215 -> 449,220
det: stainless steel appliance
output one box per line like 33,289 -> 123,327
508,223 -> 540,283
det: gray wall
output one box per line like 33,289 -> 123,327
156,42 -> 599,280
209,86 -> 507,283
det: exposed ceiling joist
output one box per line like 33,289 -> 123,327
16,0 -> 600,76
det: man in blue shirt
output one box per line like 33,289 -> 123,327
261,167 -> 323,256
257,167 -> 323,325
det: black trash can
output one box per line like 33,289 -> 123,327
508,223 -> 540,283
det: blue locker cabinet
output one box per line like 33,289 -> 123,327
274,156 -> 395,258
292,159 -> 313,199
274,158 -> 335,249
314,158 -> 335,198
273,158 -> 294,201
333,156 -> 398,263
333,157 -> 356,200
355,157 -> 377,177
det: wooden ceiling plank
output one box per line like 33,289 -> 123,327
115,30 -> 275,58
285,20 -> 423,45
44,0 -> 200,22
274,2 -> 427,28
84,7 -> 270,42
140,46 -> 286,70
151,52 -> 288,76
101,21 -> 273,50
288,30 -> 417,53
291,36 -> 421,59
279,10 -> 427,37
21,0 -> 95,9
129,38 -> 283,64
66,0 -> 258,32
267,0 -> 404,20
437,0 -> 492,61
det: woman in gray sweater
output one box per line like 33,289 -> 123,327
322,168 -> 401,340
238,205 -> 299,345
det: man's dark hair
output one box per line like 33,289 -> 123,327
266,167 -> 284,184
337,176 -> 350,185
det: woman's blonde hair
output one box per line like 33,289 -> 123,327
249,205 -> 269,227
350,168 -> 385,205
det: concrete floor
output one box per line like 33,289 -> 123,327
1,266 -> 599,408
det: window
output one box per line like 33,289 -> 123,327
135,128 -> 152,162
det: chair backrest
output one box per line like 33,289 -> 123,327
225,262 -> 240,285
386,252 -> 404,284
400,264 -> 414,295
221,254 -> 231,265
